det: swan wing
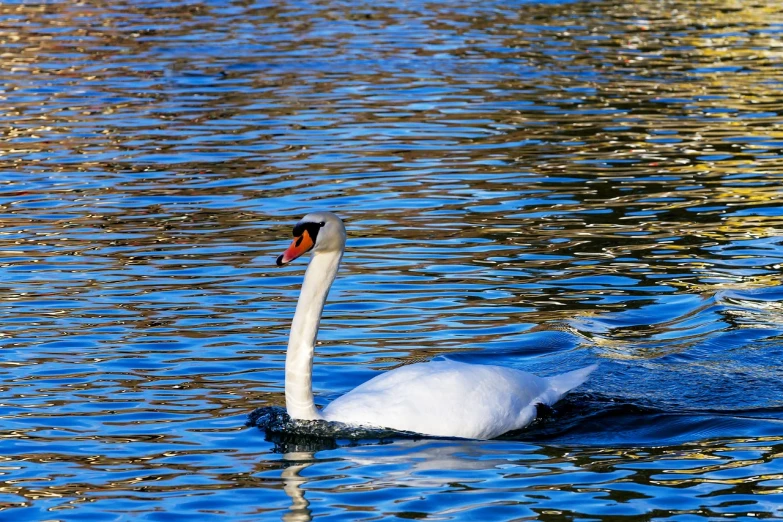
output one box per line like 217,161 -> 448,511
322,360 -> 596,439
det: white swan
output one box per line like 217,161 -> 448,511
276,211 -> 597,440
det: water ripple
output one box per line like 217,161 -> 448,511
1,0 -> 783,519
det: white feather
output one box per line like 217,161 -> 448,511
323,360 -> 597,439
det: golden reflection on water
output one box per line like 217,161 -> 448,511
7,436 -> 781,517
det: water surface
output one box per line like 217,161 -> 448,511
2,0 -> 783,519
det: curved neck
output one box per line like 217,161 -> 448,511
285,250 -> 342,420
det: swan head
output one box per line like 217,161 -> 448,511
276,211 -> 346,266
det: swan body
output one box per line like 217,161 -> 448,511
276,211 -> 597,440
323,359 -> 595,439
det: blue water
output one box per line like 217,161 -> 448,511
2,0 -> 783,519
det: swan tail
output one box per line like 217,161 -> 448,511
546,363 -> 598,397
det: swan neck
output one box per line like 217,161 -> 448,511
285,250 -> 342,420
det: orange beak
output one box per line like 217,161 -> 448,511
276,230 -> 314,266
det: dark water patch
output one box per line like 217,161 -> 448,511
248,406 -> 420,453
520,395 -> 783,446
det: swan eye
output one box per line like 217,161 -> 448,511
319,221 -> 326,227
292,221 -> 324,242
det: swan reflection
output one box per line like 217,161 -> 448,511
275,435 -> 533,522
281,451 -> 314,522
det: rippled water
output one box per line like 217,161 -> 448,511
2,0 -> 783,519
